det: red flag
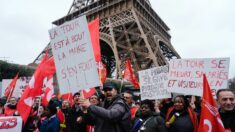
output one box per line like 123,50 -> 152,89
4,73 -> 19,100
61,93 -> 74,105
41,76 -> 54,106
98,62 -> 107,85
88,17 -> 101,62
83,87 -> 96,99
17,54 -> 56,123
198,74 -> 225,132
123,59 -> 140,88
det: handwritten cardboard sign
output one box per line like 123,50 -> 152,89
139,65 -> 171,100
49,15 -> 100,94
167,58 -> 230,96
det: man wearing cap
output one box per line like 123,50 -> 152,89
80,82 -> 132,132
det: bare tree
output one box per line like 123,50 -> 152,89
228,77 -> 235,90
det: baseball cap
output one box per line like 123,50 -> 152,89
103,82 -> 116,91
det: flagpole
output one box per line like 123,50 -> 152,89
120,78 -> 124,93
6,73 -> 19,103
68,92 -> 71,101
6,88 -> 13,103
98,61 -> 103,90
67,78 -> 72,101
37,96 -> 42,117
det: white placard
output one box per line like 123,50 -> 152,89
0,116 -> 22,132
139,65 -> 171,100
49,15 -> 100,94
167,58 -> 230,96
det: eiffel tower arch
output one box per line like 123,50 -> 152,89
34,0 -> 180,79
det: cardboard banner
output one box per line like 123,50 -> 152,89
2,77 -> 31,98
0,116 -> 22,131
49,15 -> 100,94
167,58 -> 230,96
139,65 -> 171,100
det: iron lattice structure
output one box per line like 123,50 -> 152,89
34,0 -> 180,78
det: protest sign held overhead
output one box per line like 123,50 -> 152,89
167,58 -> 230,96
139,65 -> 171,100
49,15 -> 100,94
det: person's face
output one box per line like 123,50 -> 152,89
10,97 -> 16,105
174,97 -> 185,111
38,106 -> 44,114
44,108 -> 51,117
74,94 -> 80,104
89,95 -> 99,105
123,93 -> 133,106
34,98 -> 40,106
154,100 -> 160,109
140,104 -> 151,116
103,88 -> 117,101
62,100 -> 70,109
217,91 -> 235,112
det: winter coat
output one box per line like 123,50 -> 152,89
165,107 -> 198,132
40,115 -> 60,132
219,109 -> 235,132
133,112 -> 167,132
67,105 -> 86,132
84,95 -> 132,132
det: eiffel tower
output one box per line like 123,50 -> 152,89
34,0 -> 180,78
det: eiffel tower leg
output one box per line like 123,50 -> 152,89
108,18 -> 122,79
132,9 -> 159,67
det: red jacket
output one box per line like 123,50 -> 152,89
4,106 -> 17,116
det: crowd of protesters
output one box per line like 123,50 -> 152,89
0,82 -> 235,132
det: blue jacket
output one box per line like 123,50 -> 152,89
40,115 -> 60,132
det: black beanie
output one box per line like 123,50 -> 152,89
47,100 -> 57,115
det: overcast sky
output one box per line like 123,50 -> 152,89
0,0 -> 234,78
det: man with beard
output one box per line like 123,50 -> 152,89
133,99 -> 167,132
79,82 -> 131,132
123,90 -> 139,122
30,97 -> 41,116
217,89 -> 235,132
4,97 -> 19,116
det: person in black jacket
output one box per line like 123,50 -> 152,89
79,82 -> 132,132
217,89 -> 235,132
68,92 -> 87,132
132,99 -> 167,132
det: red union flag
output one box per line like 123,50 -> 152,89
123,59 -> 140,88
17,53 -> 56,123
61,92 -> 74,105
198,74 -> 225,132
83,87 -> 96,99
88,17 -> 100,62
98,62 -> 107,85
41,76 -> 54,106
4,73 -> 19,100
